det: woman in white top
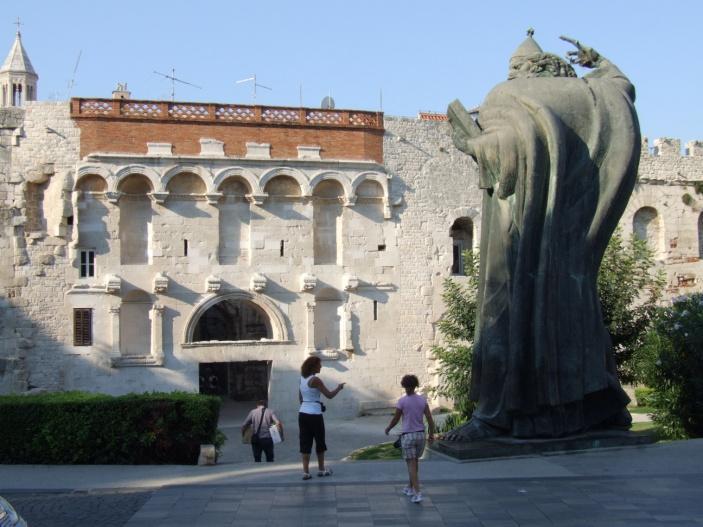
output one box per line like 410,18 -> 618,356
298,356 -> 345,480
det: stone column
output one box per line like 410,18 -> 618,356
305,301 -> 316,355
150,303 -> 165,366
109,305 -> 121,365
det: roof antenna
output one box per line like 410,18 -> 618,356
67,50 -> 82,99
153,68 -> 202,102
236,74 -> 272,102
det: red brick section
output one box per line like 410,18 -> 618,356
418,112 -> 448,121
71,98 -> 384,162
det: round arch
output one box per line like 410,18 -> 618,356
309,171 -> 352,200
213,167 -> 261,195
162,165 -> 214,193
184,291 -> 289,343
259,167 -> 310,196
113,165 -> 162,193
75,165 -> 113,191
75,174 -> 108,193
351,171 -> 389,199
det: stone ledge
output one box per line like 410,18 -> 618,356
112,356 -> 162,368
431,429 -> 657,461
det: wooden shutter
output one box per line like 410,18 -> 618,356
73,308 -> 92,346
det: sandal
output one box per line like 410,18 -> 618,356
317,468 -> 333,477
302,473 -> 312,480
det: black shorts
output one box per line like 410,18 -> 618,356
298,412 -> 327,454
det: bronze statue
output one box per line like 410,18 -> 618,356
447,32 -> 640,439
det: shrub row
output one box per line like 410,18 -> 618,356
0,391 -> 222,464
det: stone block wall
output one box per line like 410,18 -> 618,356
0,101 -> 701,420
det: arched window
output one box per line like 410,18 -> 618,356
313,180 -> 344,264
120,290 -> 152,356
698,212 -> 703,259
193,298 -> 272,342
633,206 -> 662,255
260,175 -> 305,260
118,174 -> 153,264
218,177 -> 251,264
75,175 -> 109,265
450,217 -> 474,275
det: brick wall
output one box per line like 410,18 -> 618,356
73,117 -> 384,162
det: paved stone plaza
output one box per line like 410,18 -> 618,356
2,438 -> 703,526
4,473 -> 703,526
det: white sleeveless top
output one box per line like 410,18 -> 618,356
299,375 -> 322,415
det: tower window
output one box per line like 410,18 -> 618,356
183,239 -> 189,256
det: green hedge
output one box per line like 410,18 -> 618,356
0,391 -> 223,464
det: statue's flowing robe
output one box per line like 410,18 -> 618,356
466,63 -> 640,437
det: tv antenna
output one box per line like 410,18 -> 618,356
153,68 -> 202,102
236,74 -> 271,102
67,50 -> 82,98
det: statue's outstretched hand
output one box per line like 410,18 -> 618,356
560,35 -> 602,68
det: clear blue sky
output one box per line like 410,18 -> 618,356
7,0 -> 701,143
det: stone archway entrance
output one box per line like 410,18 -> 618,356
193,298 -> 272,342
199,360 -> 271,401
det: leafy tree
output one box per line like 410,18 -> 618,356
432,229 -> 663,416
430,250 -> 478,419
597,229 -> 665,384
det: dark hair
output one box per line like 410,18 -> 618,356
257,399 -> 267,407
401,374 -> 419,390
301,356 -> 322,377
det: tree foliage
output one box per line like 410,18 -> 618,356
597,229 -> 665,384
430,251 -> 478,419
432,229 -> 664,415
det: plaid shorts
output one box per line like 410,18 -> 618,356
400,431 -> 425,460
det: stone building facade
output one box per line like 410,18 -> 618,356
0,36 -> 701,417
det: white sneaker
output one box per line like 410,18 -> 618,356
402,486 -> 414,496
411,492 -> 423,503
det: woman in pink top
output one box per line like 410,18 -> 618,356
384,374 -> 436,503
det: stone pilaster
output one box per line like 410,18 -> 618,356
109,305 -> 120,365
150,304 -> 164,366
305,301 -> 316,355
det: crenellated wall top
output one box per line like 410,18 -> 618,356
642,137 -> 703,158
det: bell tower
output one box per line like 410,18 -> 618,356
0,22 -> 38,107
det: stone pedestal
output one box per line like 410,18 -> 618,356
431,429 -> 657,461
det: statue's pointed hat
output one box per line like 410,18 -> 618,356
511,28 -> 542,61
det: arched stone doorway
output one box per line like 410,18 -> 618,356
193,298 -> 272,342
